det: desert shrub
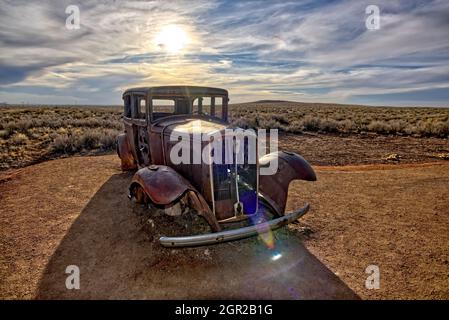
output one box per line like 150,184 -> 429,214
429,120 -> 449,137
320,119 -> 339,133
4,121 -> 17,132
301,115 -> 321,131
51,128 -> 120,154
403,125 -> 415,135
367,120 -> 392,134
66,117 -> 122,130
45,118 -> 63,128
415,120 -> 434,136
14,119 -> 34,132
98,129 -> 120,150
10,133 -> 29,145
285,120 -> 304,133
272,114 -> 289,125
79,130 -> 102,149
337,119 -> 356,132
0,129 -> 11,139
52,134 -> 78,153
25,129 -> 40,139
56,127 -> 68,134
388,120 -> 408,134
258,118 -> 284,131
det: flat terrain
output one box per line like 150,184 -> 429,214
1,155 -> 448,299
280,133 -> 449,166
2,103 -> 449,169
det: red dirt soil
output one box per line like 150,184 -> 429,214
0,155 -> 448,299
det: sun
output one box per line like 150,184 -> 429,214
155,25 -> 189,54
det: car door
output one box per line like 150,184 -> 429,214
129,93 -> 150,167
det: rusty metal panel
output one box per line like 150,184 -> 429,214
259,151 -> 316,214
130,165 -> 193,205
129,166 -> 220,232
117,133 -> 137,171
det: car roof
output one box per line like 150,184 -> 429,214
123,85 -> 228,97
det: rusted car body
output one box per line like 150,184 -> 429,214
117,86 -> 316,247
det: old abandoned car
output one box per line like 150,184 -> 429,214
116,86 -> 316,247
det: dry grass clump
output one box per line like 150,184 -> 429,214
433,153 -> 449,160
10,133 -> 29,145
0,129 -> 11,139
415,120 -> 449,137
52,128 -> 120,154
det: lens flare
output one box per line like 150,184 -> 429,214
249,202 -> 276,249
271,252 -> 282,261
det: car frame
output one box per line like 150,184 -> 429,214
117,85 -> 316,247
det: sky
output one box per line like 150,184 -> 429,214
0,0 -> 449,106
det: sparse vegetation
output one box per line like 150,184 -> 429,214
1,101 -> 449,170
0,106 -> 123,169
10,133 -> 29,145
434,153 -> 449,160
229,102 -> 449,137
51,128 -> 120,154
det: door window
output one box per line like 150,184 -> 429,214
193,96 -> 226,121
131,95 -> 146,119
151,99 -> 175,121
124,95 -> 131,118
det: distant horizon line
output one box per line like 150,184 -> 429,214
1,100 -> 449,109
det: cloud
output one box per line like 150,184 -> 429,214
0,65 -> 39,85
0,0 -> 448,106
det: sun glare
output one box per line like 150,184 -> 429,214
155,25 -> 189,54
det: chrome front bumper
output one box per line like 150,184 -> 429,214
159,203 -> 310,247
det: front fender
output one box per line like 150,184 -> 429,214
259,151 -> 316,215
129,165 -> 220,231
129,165 -> 193,205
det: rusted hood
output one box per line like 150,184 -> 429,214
165,119 -> 226,134
161,118 -> 226,136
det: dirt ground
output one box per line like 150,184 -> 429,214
279,133 -> 449,166
0,155 -> 448,299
